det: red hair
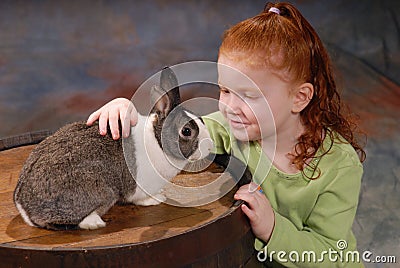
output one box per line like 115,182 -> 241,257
219,2 -> 366,177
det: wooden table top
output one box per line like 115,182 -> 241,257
0,145 -> 238,250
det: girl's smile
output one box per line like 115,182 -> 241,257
226,115 -> 253,133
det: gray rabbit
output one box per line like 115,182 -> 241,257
14,67 -> 213,230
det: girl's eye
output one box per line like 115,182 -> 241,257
244,94 -> 258,99
243,90 -> 262,99
181,127 -> 192,137
220,87 -> 230,94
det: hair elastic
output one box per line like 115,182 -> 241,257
268,7 -> 280,15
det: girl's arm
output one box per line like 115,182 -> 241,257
86,98 -> 137,140
245,163 -> 363,268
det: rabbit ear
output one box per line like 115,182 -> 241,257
151,67 -> 180,117
160,67 -> 180,108
151,85 -> 172,116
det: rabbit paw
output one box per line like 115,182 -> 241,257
78,211 -> 106,230
135,193 -> 166,206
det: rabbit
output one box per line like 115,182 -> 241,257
13,67 -> 213,230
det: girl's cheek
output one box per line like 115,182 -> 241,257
252,103 -> 272,121
218,100 -> 226,115
218,95 -> 231,114
242,105 -> 259,122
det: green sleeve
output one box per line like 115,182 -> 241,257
256,164 -> 364,267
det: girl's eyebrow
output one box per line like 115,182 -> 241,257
218,81 -> 247,90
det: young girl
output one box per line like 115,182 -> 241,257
87,2 -> 366,267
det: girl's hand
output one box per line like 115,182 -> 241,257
234,183 -> 275,243
86,98 -> 138,140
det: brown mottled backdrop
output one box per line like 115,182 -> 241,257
1,0 -> 399,266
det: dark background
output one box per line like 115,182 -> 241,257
0,1 -> 399,265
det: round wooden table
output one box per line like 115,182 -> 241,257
0,132 -> 257,267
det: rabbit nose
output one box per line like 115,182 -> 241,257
198,137 -> 214,158
188,137 -> 213,161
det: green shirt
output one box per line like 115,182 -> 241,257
203,112 -> 363,268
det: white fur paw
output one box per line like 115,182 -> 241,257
135,193 -> 166,206
78,211 -> 106,230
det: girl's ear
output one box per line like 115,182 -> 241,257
292,83 -> 314,113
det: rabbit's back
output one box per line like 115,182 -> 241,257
14,121 -> 135,229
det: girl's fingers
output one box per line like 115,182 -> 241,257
108,109 -> 121,140
129,104 -> 138,126
234,191 -> 259,210
121,103 -> 138,138
86,98 -> 136,139
121,115 -> 130,138
235,184 -> 251,194
98,111 -> 109,136
241,203 -> 256,220
86,109 -> 101,126
235,182 -> 262,195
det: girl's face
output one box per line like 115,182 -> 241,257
217,55 -> 298,142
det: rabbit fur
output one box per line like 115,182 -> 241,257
14,67 -> 213,230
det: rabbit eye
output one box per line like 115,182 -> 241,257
181,127 -> 192,137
